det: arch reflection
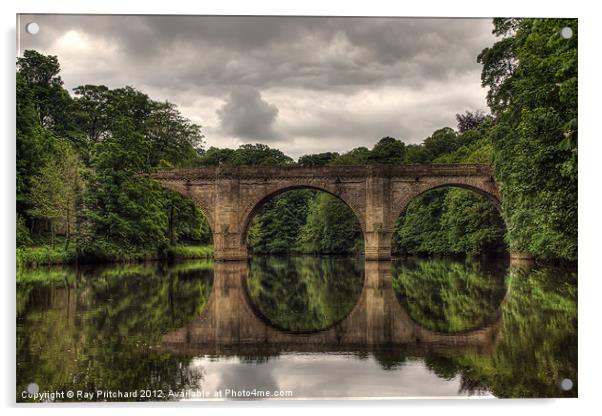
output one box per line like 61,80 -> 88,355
392,257 -> 508,333
245,256 -> 365,332
161,260 -> 503,353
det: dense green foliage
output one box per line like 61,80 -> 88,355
197,143 -> 293,166
394,188 -> 506,255
298,193 -> 363,254
478,19 -> 578,260
17,50 -> 211,262
247,189 -> 316,253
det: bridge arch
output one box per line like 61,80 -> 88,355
391,182 -> 502,228
239,184 -> 366,248
389,181 -> 506,256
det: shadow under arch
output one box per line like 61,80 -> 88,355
239,184 -> 366,249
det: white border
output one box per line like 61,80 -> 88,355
2,1 -> 600,415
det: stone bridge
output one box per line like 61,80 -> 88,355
161,261 -> 503,354
149,164 -> 500,261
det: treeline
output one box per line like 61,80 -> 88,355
16,17 -> 577,262
479,18 -> 577,261
17,50 -> 211,262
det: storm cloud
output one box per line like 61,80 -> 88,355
18,14 -> 496,157
217,87 -> 279,141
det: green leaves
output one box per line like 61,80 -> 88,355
198,143 -> 293,166
248,189 -> 363,256
298,193 -> 363,254
480,18 -> 578,261
17,50 -> 211,259
393,187 -> 506,256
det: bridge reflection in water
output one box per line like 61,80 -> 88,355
161,260 -> 503,355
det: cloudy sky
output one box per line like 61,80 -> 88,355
18,15 -> 495,159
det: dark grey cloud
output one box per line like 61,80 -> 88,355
217,87 -> 279,141
19,15 -> 492,92
18,14 -> 495,157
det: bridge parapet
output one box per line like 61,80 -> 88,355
149,164 -> 495,181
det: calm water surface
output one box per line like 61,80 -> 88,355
16,255 -> 577,401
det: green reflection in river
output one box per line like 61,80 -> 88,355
16,260 -> 213,402
246,256 -> 364,331
417,264 -> 578,398
392,257 -> 508,332
16,256 -> 577,400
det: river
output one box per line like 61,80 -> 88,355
16,255 -> 577,401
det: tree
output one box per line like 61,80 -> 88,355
27,139 -> 81,248
422,127 -> 459,161
72,85 -> 113,143
297,152 -> 339,167
368,137 -> 406,164
393,190 -> 448,255
297,193 -> 363,254
439,190 -> 506,255
16,72 -> 52,216
248,190 -> 315,254
478,18 -> 577,260
329,147 -> 371,165
165,192 -> 211,246
16,50 -> 76,134
144,101 -> 204,167
198,144 -> 292,167
404,144 -> 431,164
197,147 -> 236,166
456,110 -> 486,133
78,119 -> 168,257
232,143 -> 293,166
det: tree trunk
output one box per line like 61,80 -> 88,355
50,220 -> 55,249
64,209 -> 71,251
168,201 -> 176,246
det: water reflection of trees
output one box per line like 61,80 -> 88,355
17,258 -> 577,399
16,261 -> 213,402
392,257 -> 508,332
246,256 -> 364,331
452,265 -> 578,398
390,263 -> 577,398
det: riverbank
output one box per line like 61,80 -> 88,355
16,244 -> 214,267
